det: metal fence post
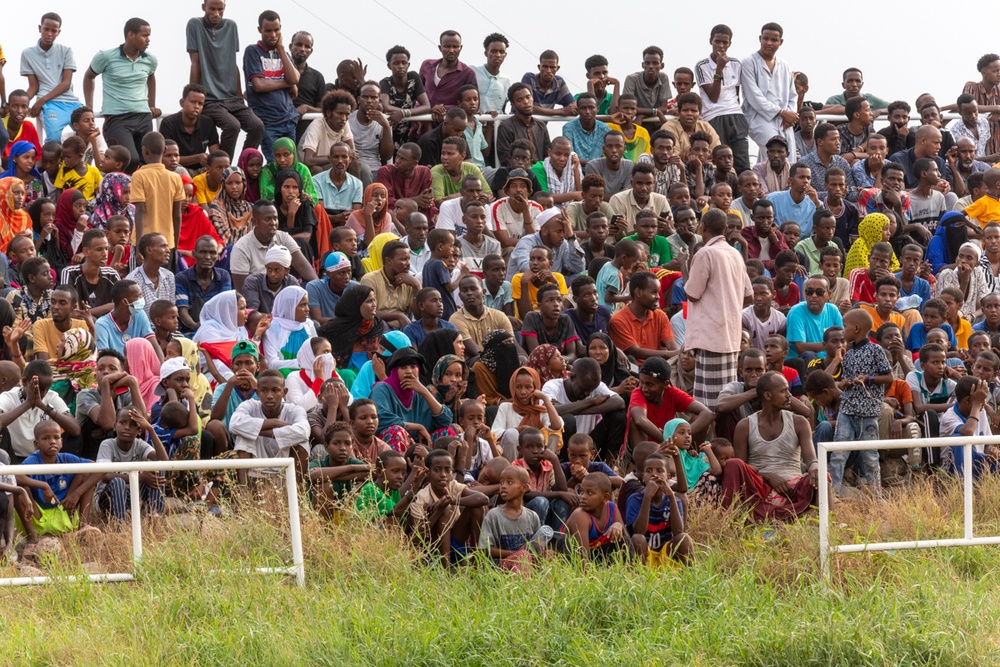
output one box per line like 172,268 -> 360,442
129,470 -> 143,566
818,442 -> 830,580
285,460 -> 305,588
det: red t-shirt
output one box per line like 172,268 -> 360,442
848,268 -> 876,304
773,281 -> 800,310
625,385 -> 695,445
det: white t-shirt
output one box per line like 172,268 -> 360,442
939,405 -> 990,452
229,400 -> 310,477
695,57 -> 743,121
541,378 -> 614,435
490,402 -> 553,437
436,198 -> 467,237
0,388 -> 71,458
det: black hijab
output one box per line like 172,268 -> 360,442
418,328 -> 461,381
319,284 -> 384,368
588,332 -> 631,387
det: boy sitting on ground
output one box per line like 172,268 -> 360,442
626,452 -> 693,566
478,465 -> 547,570
409,449 -> 488,569
15,421 -> 101,546
95,407 -> 169,524
567,471 -> 630,561
308,421 -> 370,521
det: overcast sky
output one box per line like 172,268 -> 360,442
4,1 -> 987,119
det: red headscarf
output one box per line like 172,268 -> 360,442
54,188 -> 86,259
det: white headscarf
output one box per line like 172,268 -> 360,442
296,337 -> 336,382
263,286 -> 317,369
192,290 -> 248,343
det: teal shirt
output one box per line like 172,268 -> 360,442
89,46 -> 158,116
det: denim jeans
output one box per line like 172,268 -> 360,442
524,496 -> 572,532
830,414 -> 880,492
260,119 -> 298,164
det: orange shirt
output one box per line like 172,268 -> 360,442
608,306 -> 674,361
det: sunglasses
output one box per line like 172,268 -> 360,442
804,288 -> 827,296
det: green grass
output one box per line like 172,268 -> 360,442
4,479 -> 1000,666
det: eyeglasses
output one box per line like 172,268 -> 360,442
804,288 -> 827,296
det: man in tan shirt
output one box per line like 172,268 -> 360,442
449,275 -> 514,348
659,92 -> 721,158
359,239 -> 419,329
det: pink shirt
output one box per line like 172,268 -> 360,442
684,235 -> 752,353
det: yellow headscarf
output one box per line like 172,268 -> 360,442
177,337 -> 212,421
361,232 -> 401,274
843,212 -> 899,276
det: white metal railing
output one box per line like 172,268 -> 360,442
817,435 -> 999,580
0,457 -> 304,587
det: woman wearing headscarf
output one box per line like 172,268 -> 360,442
371,346 -> 455,452
927,211 -> 972,274
347,183 -> 397,245
53,188 -> 88,260
207,166 -> 254,247
27,197 -> 64,273
125,337 -> 162,416
936,242 -> 992,319
177,174 -> 225,270
417,328 -> 465,381
173,337 -> 214,421
274,168 -> 318,264
238,148 -> 264,204
192,290 -> 249,381
0,177 -> 32,255
261,285 -> 316,371
586,332 -> 636,395
527,343 -> 569,384
285,337 -> 337,411
0,142 -> 44,205
843,212 -> 900,277
472,330 -> 521,406
489,366 -> 564,460
360,231 -> 400,274
350,330 -> 411,400
89,173 -> 134,231
319,284 -> 385,376
49,327 -> 97,415
429,354 -> 469,418
259,137 -> 317,201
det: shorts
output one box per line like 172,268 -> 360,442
42,100 -> 83,141
647,544 -> 680,570
15,503 -> 79,536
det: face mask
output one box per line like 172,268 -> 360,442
129,298 -> 146,315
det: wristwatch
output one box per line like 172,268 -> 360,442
403,490 -> 414,500
713,74 -> 724,82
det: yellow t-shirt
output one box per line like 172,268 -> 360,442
31,318 -> 87,359
54,164 -> 102,201
607,123 -> 651,162
965,195 -> 1000,228
193,172 -> 222,206
511,272 -> 568,318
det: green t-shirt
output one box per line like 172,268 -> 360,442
625,233 -> 673,268
309,455 -> 366,501
355,481 -> 401,519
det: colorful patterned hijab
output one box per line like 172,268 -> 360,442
843,212 -> 899,276
208,166 -> 253,245
0,178 -> 31,255
90,173 -> 134,231
430,353 -> 467,415
176,337 -> 212,417
51,327 -> 97,389
527,344 -> 568,384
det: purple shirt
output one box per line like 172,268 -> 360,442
419,59 -> 478,108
